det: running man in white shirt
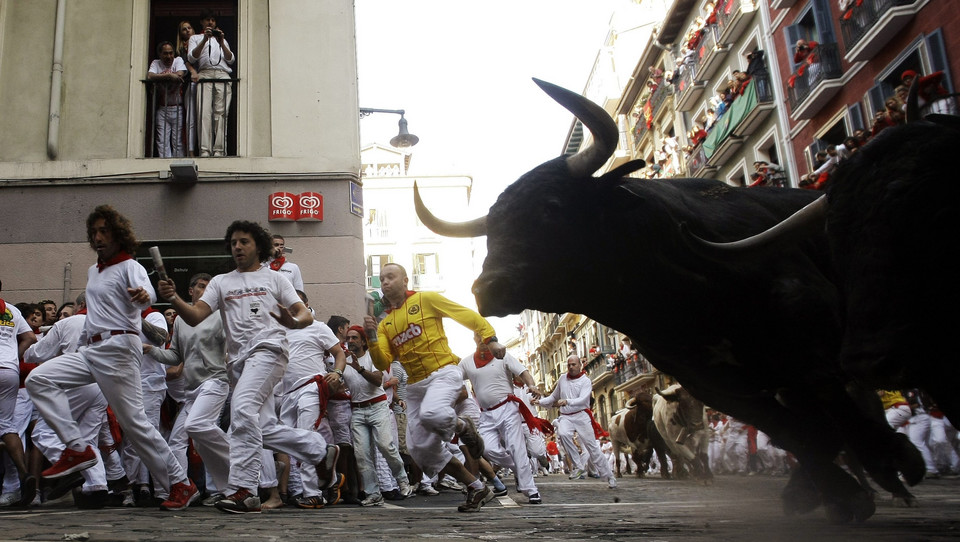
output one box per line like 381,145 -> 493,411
26,205 -> 199,511
460,333 -> 545,504
158,220 -> 339,514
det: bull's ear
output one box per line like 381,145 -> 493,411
598,159 -> 646,182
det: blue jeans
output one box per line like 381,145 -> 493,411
351,401 -> 408,496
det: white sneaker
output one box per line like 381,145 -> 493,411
418,483 -> 439,496
398,480 -> 416,499
360,493 -> 384,507
608,476 -> 617,489
0,490 -> 21,507
438,476 -> 464,492
569,468 -> 586,480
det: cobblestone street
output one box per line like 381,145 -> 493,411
2,473 -> 958,541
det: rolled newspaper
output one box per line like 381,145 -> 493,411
148,246 -> 169,282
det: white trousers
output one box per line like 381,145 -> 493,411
405,365 -> 463,477
227,347 -> 326,493
26,335 -> 186,491
197,70 -> 232,156
168,378 -> 230,491
278,384 -> 328,498
556,411 -> 612,479
32,384 -> 109,491
122,388 -> 165,488
155,105 -> 184,158
479,402 -> 537,496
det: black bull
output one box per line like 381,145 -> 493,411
414,79 -> 924,523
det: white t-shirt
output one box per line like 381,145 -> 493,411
148,57 -> 187,105
23,313 -> 86,364
84,259 -> 156,342
200,266 -> 300,365
139,310 -> 169,393
459,352 -> 527,410
1,303 -> 31,370
267,260 -> 304,291
342,350 -> 386,403
284,321 -> 339,393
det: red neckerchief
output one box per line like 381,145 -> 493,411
141,307 -> 158,317
269,257 -> 285,271
76,308 -> 88,315
97,250 -> 133,272
474,350 -> 495,369
567,371 -> 585,380
0,298 -> 6,317
384,291 -> 416,314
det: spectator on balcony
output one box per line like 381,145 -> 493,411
751,161 -> 786,188
188,10 -> 235,158
176,21 -> 199,157
901,69 -> 958,115
733,70 -> 752,96
689,124 -> 708,147
745,49 -> 767,77
147,41 -> 187,158
793,39 -> 820,87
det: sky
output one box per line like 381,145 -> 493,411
355,0 -> 636,349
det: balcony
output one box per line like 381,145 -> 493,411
143,78 -> 239,158
730,75 -> 776,137
685,144 -> 716,177
633,116 -> 651,152
716,0 -> 758,46
694,28 -> 731,81
770,0 -> 798,8
787,43 -> 845,120
650,84 -> 673,119
841,0 -> 925,63
585,352 -> 615,388
675,67 -> 707,112
613,354 -> 657,389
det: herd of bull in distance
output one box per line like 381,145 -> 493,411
414,77 -> 958,524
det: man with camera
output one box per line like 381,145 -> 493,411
188,10 -> 235,158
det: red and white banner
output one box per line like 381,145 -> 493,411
269,192 -> 324,222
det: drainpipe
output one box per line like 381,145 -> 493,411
47,0 -> 66,159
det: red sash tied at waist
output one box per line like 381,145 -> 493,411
482,395 -> 554,436
290,375 -> 332,430
562,407 -> 608,439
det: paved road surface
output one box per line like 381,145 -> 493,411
1,474 -> 958,541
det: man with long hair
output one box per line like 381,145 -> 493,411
26,205 -> 199,511
160,220 -> 342,514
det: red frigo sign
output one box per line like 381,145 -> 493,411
268,192 -> 324,221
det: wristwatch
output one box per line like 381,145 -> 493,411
333,369 -> 344,378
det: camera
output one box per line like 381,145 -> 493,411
210,28 -> 223,38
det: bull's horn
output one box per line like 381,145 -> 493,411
682,195 -> 827,253
533,78 -> 618,179
413,181 -> 487,238
905,76 -> 920,123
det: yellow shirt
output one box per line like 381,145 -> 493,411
369,291 -> 495,384
879,390 -> 907,410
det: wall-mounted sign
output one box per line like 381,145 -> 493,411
269,192 -> 324,222
349,181 -> 363,217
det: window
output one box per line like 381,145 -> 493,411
134,240 -> 234,309
412,253 -> 441,290
864,29 -> 955,117
366,254 -> 393,288
784,0 -> 837,70
146,0 -> 239,158
365,208 -> 389,239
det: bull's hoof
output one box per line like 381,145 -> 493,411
782,472 -> 821,516
892,491 -> 919,508
824,490 -> 876,524
894,433 -> 926,486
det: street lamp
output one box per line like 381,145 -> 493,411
359,108 -> 419,148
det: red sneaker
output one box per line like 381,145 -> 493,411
160,479 -> 199,511
42,446 -> 98,479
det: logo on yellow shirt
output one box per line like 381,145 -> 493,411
408,304 -> 420,315
391,323 -> 423,348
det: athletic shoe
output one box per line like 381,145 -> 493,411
360,493 -> 384,507
398,479 -> 416,499
120,489 -> 135,507
14,475 -> 37,507
215,489 -> 262,514
42,446 -> 98,479
383,489 -> 403,501
75,489 -> 108,510
568,468 -> 586,480
160,479 -> 199,511
457,486 -> 494,513
201,492 -> 225,507
438,477 -> 464,492
316,444 -> 340,489
325,473 -> 345,506
492,486 -> 508,497
418,483 -> 439,496
135,485 -> 155,508
295,495 -> 326,509
607,476 -> 617,489
0,490 -> 20,507
528,492 -> 543,505
457,417 -> 485,459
